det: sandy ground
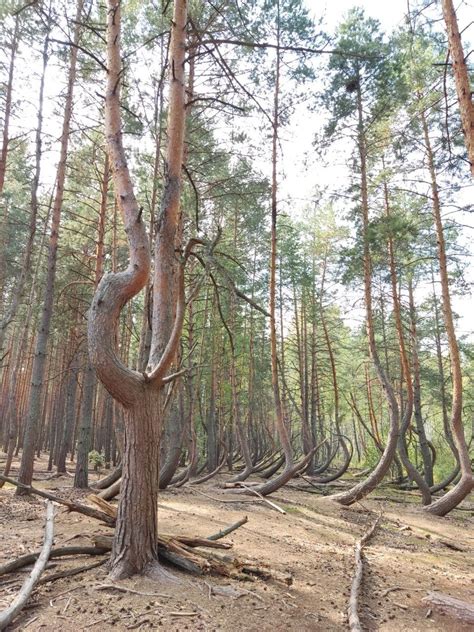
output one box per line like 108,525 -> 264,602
0,462 -> 473,631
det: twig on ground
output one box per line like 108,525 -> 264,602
207,516 -> 248,540
238,483 -> 286,515
94,583 -> 171,599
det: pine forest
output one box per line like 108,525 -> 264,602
0,0 -> 473,630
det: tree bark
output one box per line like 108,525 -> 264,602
330,79 -> 399,505
16,2 -> 83,493
420,109 -> 473,515
88,0 -> 189,579
441,0 -> 474,176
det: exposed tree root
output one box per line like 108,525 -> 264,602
0,512 -> 255,587
348,513 -> 381,632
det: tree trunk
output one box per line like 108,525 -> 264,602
111,388 -> 161,579
0,21 -> 47,354
408,277 -> 433,486
441,0 -> 474,175
330,78 -> 399,506
384,179 -> 431,505
420,109 -> 473,515
88,0 -> 189,579
16,3 -> 84,493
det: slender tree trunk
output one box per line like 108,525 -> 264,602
0,16 -> 19,195
0,23 -> 47,354
74,154 -> 109,488
330,79 -> 399,506
384,179 -> 430,504
408,277 -> 433,486
441,0 -> 474,175
16,4 -> 83,493
420,109 -> 473,515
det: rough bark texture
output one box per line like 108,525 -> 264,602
88,0 -> 188,579
441,0 -> 474,175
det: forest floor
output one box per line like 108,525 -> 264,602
0,457 -> 473,632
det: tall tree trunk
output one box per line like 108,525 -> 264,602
0,22 -> 47,354
441,0 -> 474,175
16,3 -> 83,493
384,179 -> 431,504
330,78 -> 400,506
0,15 -> 19,195
74,154 -> 109,488
408,277 -> 433,487
420,109 -> 473,515
88,0 -> 189,579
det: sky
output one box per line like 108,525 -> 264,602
316,0 -> 408,30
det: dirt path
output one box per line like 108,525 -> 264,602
0,469 -> 473,631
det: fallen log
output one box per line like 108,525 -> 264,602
87,494 -> 117,519
423,592 -> 474,625
91,464 -> 122,490
97,477 -> 121,501
348,513 -> 381,632
0,474 -> 114,526
0,502 -> 54,630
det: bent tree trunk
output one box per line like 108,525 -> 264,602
88,0 -> 189,579
384,179 -> 431,505
420,110 -> 473,515
330,79 -> 399,506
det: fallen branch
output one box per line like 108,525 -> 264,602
423,592 -> 474,625
207,516 -> 248,541
0,474 -> 114,526
0,502 -> 55,630
0,546 -> 109,578
37,559 -> 107,585
348,513 -> 382,632
191,489 -> 258,504
238,483 -> 286,514
95,584 -> 171,598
